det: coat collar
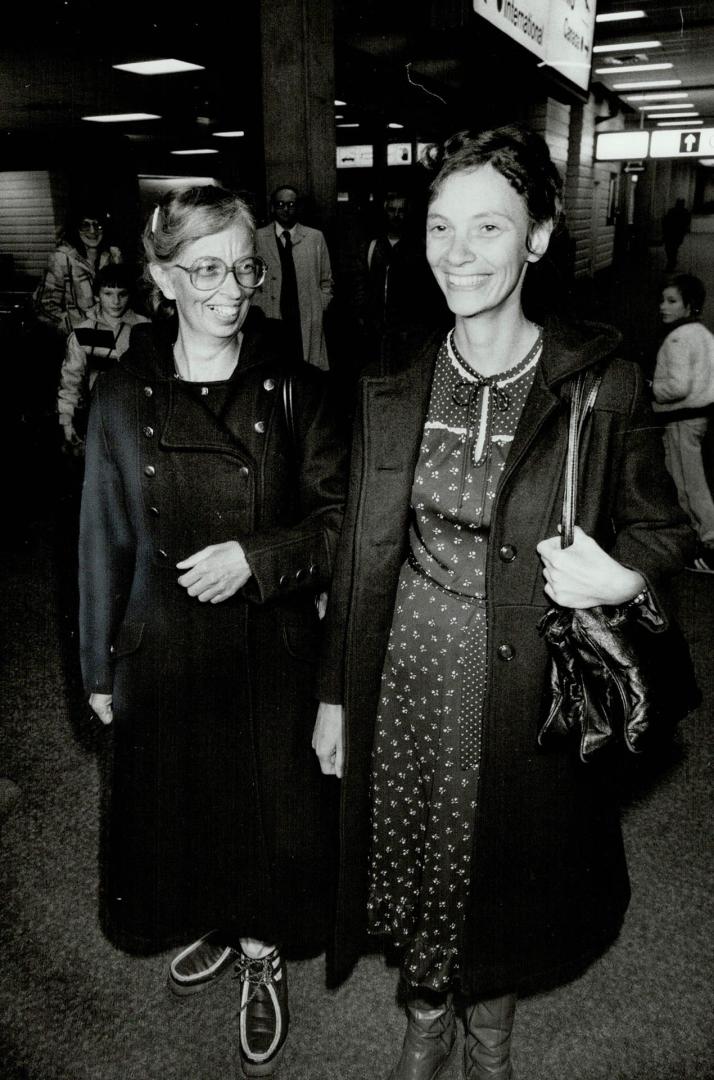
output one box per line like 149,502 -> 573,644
119,307 -> 281,384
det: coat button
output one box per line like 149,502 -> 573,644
157,549 -> 168,560
144,465 -> 156,477
143,386 -> 153,397
278,574 -> 290,588
497,643 -> 515,661
149,505 -> 160,516
295,568 -> 308,582
109,645 -> 116,655
239,466 -> 249,478
143,426 -> 155,438
263,378 -> 276,391
499,544 -> 517,562
254,420 -> 266,434
309,564 -> 318,577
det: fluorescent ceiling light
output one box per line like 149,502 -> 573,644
388,122 -> 404,129
593,41 -> 661,52
638,102 -> 694,110
595,63 -> 672,74
613,79 -> 682,89
337,123 -> 360,128
335,114 -> 344,120
113,58 -> 204,75
170,148 -> 219,155
625,91 -> 688,101
212,130 -> 245,138
647,112 -> 700,119
700,159 -> 714,166
334,99 -> 347,106
596,11 -> 645,23
657,120 -> 703,127
83,112 -> 160,122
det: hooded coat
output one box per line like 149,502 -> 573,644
318,318 -> 693,997
79,311 -> 346,953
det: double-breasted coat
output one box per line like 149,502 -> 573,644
318,318 -> 693,996
79,311 -> 346,953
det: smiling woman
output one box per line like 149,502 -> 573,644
313,123 -> 693,1080
79,184 -> 346,1078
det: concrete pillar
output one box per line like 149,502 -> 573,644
259,0 -> 336,229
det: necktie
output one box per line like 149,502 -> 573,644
278,230 -> 303,362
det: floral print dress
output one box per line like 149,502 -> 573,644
367,328 -> 543,990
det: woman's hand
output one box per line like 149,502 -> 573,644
176,541 -> 252,603
89,693 -> 113,726
312,703 -> 345,778
537,526 -> 646,608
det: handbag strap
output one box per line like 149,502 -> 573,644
561,369 -> 602,549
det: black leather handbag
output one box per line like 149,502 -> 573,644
537,370 -> 700,762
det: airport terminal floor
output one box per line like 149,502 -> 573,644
0,235 -> 712,1079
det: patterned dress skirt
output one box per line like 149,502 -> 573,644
367,329 -> 541,990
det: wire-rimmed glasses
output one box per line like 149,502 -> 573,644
173,255 -> 267,291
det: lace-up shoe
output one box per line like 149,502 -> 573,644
235,947 -> 289,1077
167,931 -> 239,997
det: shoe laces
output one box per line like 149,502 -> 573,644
234,953 -> 279,1009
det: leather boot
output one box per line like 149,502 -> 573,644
388,995 -> 456,1080
463,993 -> 516,1080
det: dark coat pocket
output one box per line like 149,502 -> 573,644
113,620 -> 145,659
282,620 -> 320,663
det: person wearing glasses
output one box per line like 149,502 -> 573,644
79,185 -> 346,1077
34,205 -> 123,336
254,185 -> 334,370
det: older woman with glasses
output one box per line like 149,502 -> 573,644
79,185 -> 346,1077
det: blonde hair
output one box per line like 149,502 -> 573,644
143,185 -> 255,315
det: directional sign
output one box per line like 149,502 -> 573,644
596,131 -> 650,161
473,0 -> 596,93
650,129 -> 714,159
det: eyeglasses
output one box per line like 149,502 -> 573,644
80,219 -> 103,230
173,255 -> 267,291
275,200 -> 296,209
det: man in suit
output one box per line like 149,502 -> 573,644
254,186 -> 333,370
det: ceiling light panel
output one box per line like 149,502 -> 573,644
212,131 -> 245,138
592,41 -> 661,52
596,11 -> 645,22
613,79 -> 682,89
170,148 -> 219,155
82,113 -> 161,122
638,102 -> 694,110
113,59 -> 204,75
594,63 -> 672,74
625,91 -> 689,101
657,120 -> 703,127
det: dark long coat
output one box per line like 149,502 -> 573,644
79,311 -> 346,953
318,318 -> 693,997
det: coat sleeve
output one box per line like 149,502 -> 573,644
318,233 -> 333,311
57,332 -> 87,425
609,360 -> 695,606
652,333 -> 694,405
239,370 -> 347,605
38,250 -> 71,330
78,380 -> 136,694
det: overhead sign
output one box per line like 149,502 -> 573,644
336,145 -> 374,169
650,128 -> 714,159
596,131 -> 650,161
473,0 -> 596,93
596,128 -> 714,162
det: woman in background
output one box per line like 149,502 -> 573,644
653,272 -> 714,572
35,206 -> 122,336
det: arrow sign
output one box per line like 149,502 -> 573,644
680,132 -> 700,153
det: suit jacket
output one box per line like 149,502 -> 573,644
254,223 -> 333,370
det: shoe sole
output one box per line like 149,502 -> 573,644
239,1043 -> 286,1078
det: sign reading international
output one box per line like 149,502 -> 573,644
473,0 -> 596,93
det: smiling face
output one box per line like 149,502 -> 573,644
659,285 -> 691,324
150,222 -> 256,341
426,163 -> 552,322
